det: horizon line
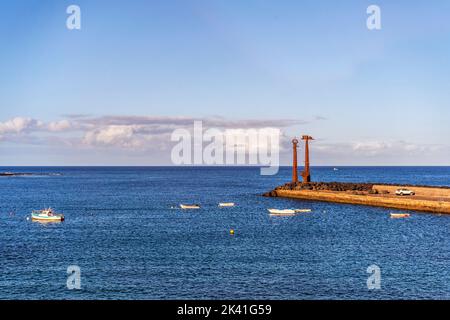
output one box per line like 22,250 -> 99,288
1,165 -> 450,168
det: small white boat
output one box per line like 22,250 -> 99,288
219,202 -> 235,207
390,213 -> 411,219
333,168 -> 339,171
31,208 -> 64,222
268,209 -> 297,216
180,204 -> 200,209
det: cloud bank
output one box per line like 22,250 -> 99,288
0,115 -> 448,165
0,115 -> 304,150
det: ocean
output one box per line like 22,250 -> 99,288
1,166 -> 450,299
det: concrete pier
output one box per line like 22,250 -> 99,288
264,183 -> 450,214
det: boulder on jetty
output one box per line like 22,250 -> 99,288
262,190 -> 278,197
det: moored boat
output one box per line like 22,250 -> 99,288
390,213 -> 411,219
180,204 -> 201,209
31,208 -> 65,222
268,209 -> 297,216
218,202 -> 235,207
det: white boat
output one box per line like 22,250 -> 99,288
390,213 -> 411,219
31,208 -> 65,222
218,202 -> 235,207
180,204 -> 200,209
268,209 -> 297,216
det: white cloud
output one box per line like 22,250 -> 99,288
83,125 -> 143,148
47,119 -> 72,132
307,139 -> 450,164
0,117 -> 38,134
0,115 -> 304,150
352,141 -> 392,155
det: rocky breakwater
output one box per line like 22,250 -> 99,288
263,182 -> 450,214
263,182 -> 377,197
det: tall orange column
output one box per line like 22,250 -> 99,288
301,135 -> 314,183
292,138 -> 299,183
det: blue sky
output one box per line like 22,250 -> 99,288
1,0 -> 450,165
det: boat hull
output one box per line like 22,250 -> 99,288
268,209 -> 296,214
219,203 -> 235,207
180,205 -> 200,209
31,214 -> 64,222
390,213 -> 410,219
269,213 -> 297,217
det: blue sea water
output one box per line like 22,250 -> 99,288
0,166 -> 450,300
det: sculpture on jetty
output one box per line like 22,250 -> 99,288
290,135 -> 314,183
300,135 -> 313,183
291,138 -> 299,183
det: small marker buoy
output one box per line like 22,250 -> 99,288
230,229 -> 235,235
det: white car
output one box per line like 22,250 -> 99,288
395,189 -> 415,196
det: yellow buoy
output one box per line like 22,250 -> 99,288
230,229 -> 235,235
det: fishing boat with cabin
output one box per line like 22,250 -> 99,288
31,208 -> 65,222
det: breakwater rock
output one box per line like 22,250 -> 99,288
263,182 -> 375,197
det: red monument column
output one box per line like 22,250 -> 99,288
301,135 -> 314,183
292,138 -> 299,183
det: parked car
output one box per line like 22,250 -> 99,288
395,188 -> 415,196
